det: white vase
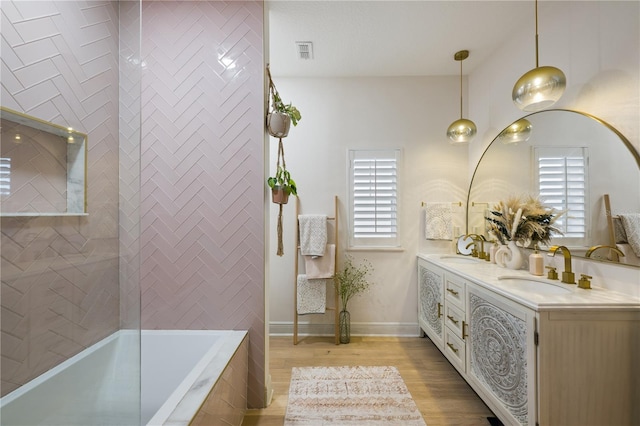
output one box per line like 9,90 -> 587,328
495,240 -> 524,270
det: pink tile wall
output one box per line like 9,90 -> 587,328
140,0 -> 265,408
1,0 -> 121,396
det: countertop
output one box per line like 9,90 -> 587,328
418,253 -> 640,311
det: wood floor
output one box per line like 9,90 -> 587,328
242,335 -> 496,426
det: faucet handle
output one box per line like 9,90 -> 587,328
545,266 -> 558,280
578,274 -> 593,290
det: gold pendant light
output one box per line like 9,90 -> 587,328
512,0 -> 566,111
447,50 -> 477,144
498,118 -> 533,144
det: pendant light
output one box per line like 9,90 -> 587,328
498,118 -> 533,145
512,0 -> 566,112
447,50 -> 477,144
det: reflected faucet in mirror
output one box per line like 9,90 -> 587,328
585,245 -> 625,262
548,245 -> 576,284
465,234 -> 486,260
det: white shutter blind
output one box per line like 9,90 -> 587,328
349,149 -> 400,247
0,158 -> 10,196
535,147 -> 588,240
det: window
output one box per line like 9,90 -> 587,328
348,149 -> 400,248
534,146 -> 588,245
0,158 -> 10,196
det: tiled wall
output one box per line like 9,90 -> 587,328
1,0 -> 121,396
140,0 -> 265,408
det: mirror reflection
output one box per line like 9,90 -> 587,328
467,109 -> 640,267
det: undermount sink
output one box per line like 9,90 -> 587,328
438,255 -> 481,264
498,276 -> 572,295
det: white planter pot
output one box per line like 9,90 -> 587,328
266,112 -> 291,138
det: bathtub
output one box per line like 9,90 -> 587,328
0,329 -> 248,426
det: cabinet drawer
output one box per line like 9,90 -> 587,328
444,327 -> 466,372
445,303 -> 464,338
445,274 -> 465,308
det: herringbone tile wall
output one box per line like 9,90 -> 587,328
140,0 -> 265,408
1,0 -> 122,396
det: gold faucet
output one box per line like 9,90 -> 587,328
465,234 -> 487,259
585,245 -> 625,262
548,245 -> 576,284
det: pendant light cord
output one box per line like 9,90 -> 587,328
459,59 -> 463,119
534,0 -> 539,67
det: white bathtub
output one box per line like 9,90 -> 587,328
0,330 -> 248,426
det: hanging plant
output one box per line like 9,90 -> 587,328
265,64 -> 302,256
266,64 -> 301,138
267,165 -> 297,205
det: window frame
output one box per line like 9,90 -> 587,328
347,148 -> 402,250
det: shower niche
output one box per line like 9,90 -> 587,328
1,107 -> 87,216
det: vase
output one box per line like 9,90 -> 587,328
339,310 -> 351,344
495,240 -> 524,270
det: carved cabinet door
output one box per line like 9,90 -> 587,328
466,285 -> 537,426
417,259 -> 445,349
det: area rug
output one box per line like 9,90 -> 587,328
284,366 -> 427,425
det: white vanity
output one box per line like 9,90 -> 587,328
417,253 -> 639,426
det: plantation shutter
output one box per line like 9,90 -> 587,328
0,158 -> 10,196
349,149 -> 400,248
535,147 -> 588,242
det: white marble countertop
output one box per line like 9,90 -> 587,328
418,253 -> 640,311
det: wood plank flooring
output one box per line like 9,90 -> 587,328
242,335 -> 496,426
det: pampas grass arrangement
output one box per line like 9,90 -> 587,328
485,195 -> 564,247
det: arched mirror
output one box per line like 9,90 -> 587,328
467,109 -> 640,267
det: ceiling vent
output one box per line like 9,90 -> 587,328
295,41 -> 313,60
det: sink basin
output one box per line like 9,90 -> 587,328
497,276 -> 572,295
438,255 -> 481,264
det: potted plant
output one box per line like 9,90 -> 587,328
266,65 -> 301,138
333,255 -> 374,344
267,165 -> 297,205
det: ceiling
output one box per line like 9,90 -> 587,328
267,1 -> 533,78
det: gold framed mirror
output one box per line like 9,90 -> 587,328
467,109 -> 640,267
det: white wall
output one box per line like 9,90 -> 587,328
268,77 -> 469,335
469,1 -> 640,168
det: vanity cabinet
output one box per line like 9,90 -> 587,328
417,255 -> 639,426
417,259 -> 444,349
466,284 -> 536,425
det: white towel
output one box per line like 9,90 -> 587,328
619,213 -> 640,256
305,244 -> 336,279
424,202 -> 453,240
298,214 -> 327,257
296,274 -> 326,315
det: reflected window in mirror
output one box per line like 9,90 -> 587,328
0,158 -> 10,196
534,146 -> 588,247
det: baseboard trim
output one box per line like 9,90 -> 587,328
269,321 -> 420,337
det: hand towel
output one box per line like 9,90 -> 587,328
613,217 -> 628,243
305,244 -> 336,279
296,274 -> 326,315
298,214 -> 327,257
619,213 -> 640,256
424,202 -> 453,240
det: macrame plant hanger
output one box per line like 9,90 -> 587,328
267,64 -> 288,257
275,137 -> 286,256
